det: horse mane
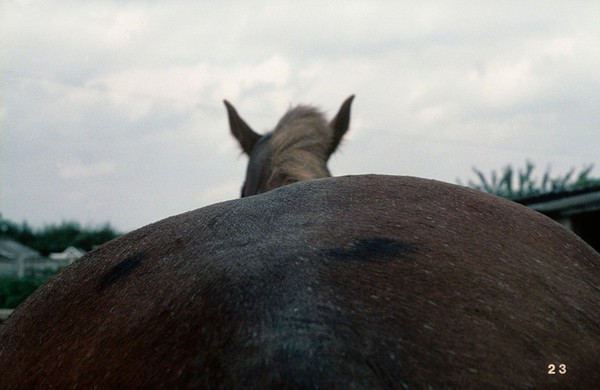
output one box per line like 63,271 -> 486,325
269,105 -> 332,171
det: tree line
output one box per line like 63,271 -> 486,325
0,216 -> 121,256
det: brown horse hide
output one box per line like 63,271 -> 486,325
1,175 -> 599,389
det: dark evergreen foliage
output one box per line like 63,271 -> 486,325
0,217 -> 121,256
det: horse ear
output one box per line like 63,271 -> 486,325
224,100 -> 261,155
327,95 -> 354,157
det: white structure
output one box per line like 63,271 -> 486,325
49,247 -> 86,264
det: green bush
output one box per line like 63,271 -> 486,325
458,161 -> 600,199
0,277 -> 46,309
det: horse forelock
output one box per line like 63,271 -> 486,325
242,104 -> 339,195
269,105 -> 333,165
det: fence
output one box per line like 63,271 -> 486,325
0,255 -> 69,279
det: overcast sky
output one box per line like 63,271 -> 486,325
2,1 -> 599,232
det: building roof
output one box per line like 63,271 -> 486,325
514,185 -> 600,216
0,238 -> 41,260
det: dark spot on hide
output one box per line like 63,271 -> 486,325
322,237 -> 415,262
97,252 -> 146,291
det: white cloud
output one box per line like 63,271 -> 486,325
104,9 -> 149,46
71,55 -> 291,121
2,1 -> 599,231
57,161 -> 117,179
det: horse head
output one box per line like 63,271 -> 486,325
225,96 -> 354,196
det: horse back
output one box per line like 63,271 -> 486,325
1,175 -> 598,388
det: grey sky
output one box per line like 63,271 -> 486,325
2,0 -> 599,232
